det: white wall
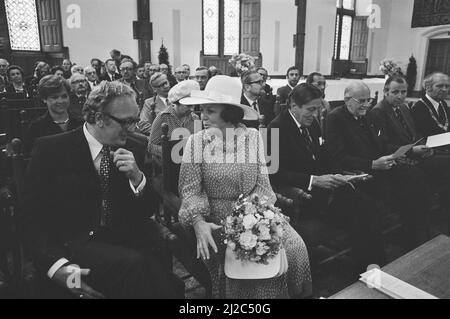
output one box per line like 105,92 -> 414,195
60,0 -> 139,67
303,0 -> 336,75
150,0 -> 202,69
368,0 -> 450,90
260,0 -> 297,75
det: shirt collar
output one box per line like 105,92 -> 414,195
288,109 -> 302,129
426,93 -> 440,111
244,93 -> 257,106
83,123 -> 104,161
288,83 -> 295,90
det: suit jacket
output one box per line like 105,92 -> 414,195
411,96 -> 450,137
138,95 -> 169,135
69,93 -> 88,121
5,83 -> 32,99
268,109 -> 323,190
99,72 -> 122,82
371,99 -> 422,154
325,105 -> 387,173
23,111 -> 83,157
277,85 -> 293,105
241,94 -> 275,128
22,127 -> 153,273
118,78 -> 152,110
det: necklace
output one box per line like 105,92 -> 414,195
421,98 -> 449,131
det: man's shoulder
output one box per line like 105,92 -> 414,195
412,98 -> 427,111
277,85 -> 290,94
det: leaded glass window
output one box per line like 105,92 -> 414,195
203,0 -> 219,55
224,0 -> 240,56
5,0 -> 41,51
339,15 -> 353,60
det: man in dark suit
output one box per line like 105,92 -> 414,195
240,71 -> 275,128
411,72 -> 450,137
118,61 -> 152,110
99,59 -> 122,82
69,73 -> 90,121
371,75 -> 450,218
22,81 -> 183,299
326,81 -> 431,250
269,83 -> 386,270
277,66 -> 301,105
23,75 -> 83,157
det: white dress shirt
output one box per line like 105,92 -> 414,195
289,110 -> 315,191
47,124 -> 147,279
244,94 -> 260,114
426,93 -> 441,114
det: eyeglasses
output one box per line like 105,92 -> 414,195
104,113 -> 140,129
247,80 -> 264,86
351,97 -> 373,105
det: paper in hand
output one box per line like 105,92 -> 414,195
425,132 -> 450,148
392,144 -> 414,159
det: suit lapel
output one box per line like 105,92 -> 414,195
283,111 -> 316,160
384,101 -> 411,141
422,96 -> 440,119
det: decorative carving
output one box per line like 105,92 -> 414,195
412,0 -> 450,28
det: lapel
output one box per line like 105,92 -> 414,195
400,104 -> 418,139
241,94 -> 251,107
282,110 -> 316,160
422,95 -> 440,119
382,100 -> 412,141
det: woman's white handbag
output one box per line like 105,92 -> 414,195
224,246 -> 288,280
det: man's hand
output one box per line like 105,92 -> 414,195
53,265 -> 105,299
372,155 -> 396,171
193,220 -> 222,260
412,145 -> 433,158
111,149 -> 144,187
312,175 -> 348,190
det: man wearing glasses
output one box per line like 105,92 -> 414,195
22,81 -> 183,299
306,72 -> 331,132
326,81 -> 431,253
240,70 -> 275,128
138,72 -> 171,135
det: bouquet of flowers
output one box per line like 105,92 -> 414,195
229,53 -> 256,76
223,194 -> 288,265
379,59 -> 402,77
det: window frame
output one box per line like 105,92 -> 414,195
333,0 -> 356,61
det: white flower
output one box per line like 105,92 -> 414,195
226,216 -> 234,225
228,241 -> 236,250
239,231 -> 258,250
244,202 -> 257,216
256,242 -> 269,256
263,210 -> 275,220
258,224 -> 271,241
243,214 -> 258,230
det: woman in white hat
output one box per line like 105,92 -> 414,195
178,76 -> 312,299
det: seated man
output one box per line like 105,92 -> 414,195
371,75 -> 450,217
306,72 -> 331,132
23,75 -> 83,157
69,73 -> 90,121
277,66 -> 301,105
240,70 -> 275,128
149,80 -> 200,149
412,72 -> 450,137
99,59 -> 121,82
326,81 -> 431,251
138,73 -> 171,135
268,84 -> 386,270
22,81 -> 183,299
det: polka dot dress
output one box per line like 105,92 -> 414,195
178,126 -> 312,299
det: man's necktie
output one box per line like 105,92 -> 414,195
300,127 -> 315,159
78,95 -> 86,106
394,107 -> 412,140
99,146 -> 113,227
438,102 -> 447,125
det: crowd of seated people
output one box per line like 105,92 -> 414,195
2,46 -> 450,299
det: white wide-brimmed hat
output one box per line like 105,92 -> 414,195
179,75 -> 259,120
168,80 -> 200,104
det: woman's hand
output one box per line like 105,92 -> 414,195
193,220 -> 222,260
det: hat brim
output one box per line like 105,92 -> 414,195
180,96 -> 260,121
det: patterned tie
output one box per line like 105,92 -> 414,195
438,102 -> 447,126
300,127 -> 315,159
99,146 -> 113,227
394,107 -> 412,140
252,101 -> 260,113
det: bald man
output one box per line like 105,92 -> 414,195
325,81 -> 431,252
412,72 -> 450,137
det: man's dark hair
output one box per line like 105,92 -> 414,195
196,66 -> 211,78
286,66 -> 300,77
241,70 -> 259,86
306,72 -> 323,84
50,66 -> 64,75
220,105 -> 245,125
110,49 -> 121,56
38,75 -> 71,100
287,83 -> 323,109
105,59 -> 116,66
384,75 -> 408,91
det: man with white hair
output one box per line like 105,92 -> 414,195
69,73 -> 89,120
0,58 -> 9,84
412,72 -> 450,137
71,65 -> 84,75
326,81 -> 431,251
84,66 -> 99,91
